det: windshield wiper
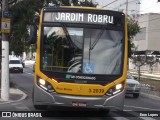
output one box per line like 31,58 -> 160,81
90,29 -> 105,50
61,24 -> 78,49
87,29 -> 105,64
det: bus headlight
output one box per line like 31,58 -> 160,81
39,79 -> 45,86
116,83 -> 122,90
38,78 -> 55,92
106,83 -> 123,96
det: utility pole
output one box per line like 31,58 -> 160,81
125,0 -> 128,16
1,0 -> 10,101
126,0 -> 129,70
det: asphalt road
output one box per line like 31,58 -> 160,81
8,65 -> 160,120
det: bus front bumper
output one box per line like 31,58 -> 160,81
33,84 -> 125,111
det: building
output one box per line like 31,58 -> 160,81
133,13 -> 160,55
130,13 -> 160,73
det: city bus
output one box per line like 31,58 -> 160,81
30,6 -> 128,111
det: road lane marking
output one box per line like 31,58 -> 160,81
123,109 -> 133,111
110,112 -> 130,120
12,103 -> 30,111
139,117 -> 157,120
24,71 -> 34,76
124,105 -> 160,111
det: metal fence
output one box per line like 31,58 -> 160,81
141,84 -> 160,97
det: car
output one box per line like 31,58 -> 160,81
9,59 -> 23,73
126,73 -> 141,98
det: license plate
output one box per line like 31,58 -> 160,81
72,101 -> 87,107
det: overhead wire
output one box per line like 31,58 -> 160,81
99,0 -> 160,34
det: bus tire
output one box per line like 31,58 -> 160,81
34,105 -> 48,110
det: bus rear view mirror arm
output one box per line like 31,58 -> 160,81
29,25 -> 37,44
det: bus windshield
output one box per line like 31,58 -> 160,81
41,26 -> 123,75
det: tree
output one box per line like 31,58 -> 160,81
6,0 -> 96,56
45,0 -> 96,7
7,0 -> 141,56
127,17 -> 141,80
8,0 -> 44,56
127,17 -> 140,57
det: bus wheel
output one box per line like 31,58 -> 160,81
34,105 -> 48,110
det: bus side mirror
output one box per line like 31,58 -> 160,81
29,14 -> 39,44
29,25 -> 37,44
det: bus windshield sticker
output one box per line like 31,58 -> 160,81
66,74 -> 96,80
83,63 -> 94,74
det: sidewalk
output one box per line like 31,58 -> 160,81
0,88 -> 27,104
0,60 -> 33,104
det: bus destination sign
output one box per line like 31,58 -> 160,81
44,12 -> 117,25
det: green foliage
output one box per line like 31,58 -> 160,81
8,0 -> 96,56
9,0 -> 44,55
8,0 -> 139,56
46,0 -> 96,7
128,17 -> 140,41
127,17 -> 140,57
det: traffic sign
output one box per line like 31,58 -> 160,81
1,18 -> 11,33
3,11 -> 13,18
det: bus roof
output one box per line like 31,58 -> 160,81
43,6 -> 124,14
61,6 -> 103,11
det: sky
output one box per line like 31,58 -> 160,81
140,0 -> 160,13
95,0 -> 160,14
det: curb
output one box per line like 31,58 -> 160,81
0,88 -> 27,104
140,92 -> 160,101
